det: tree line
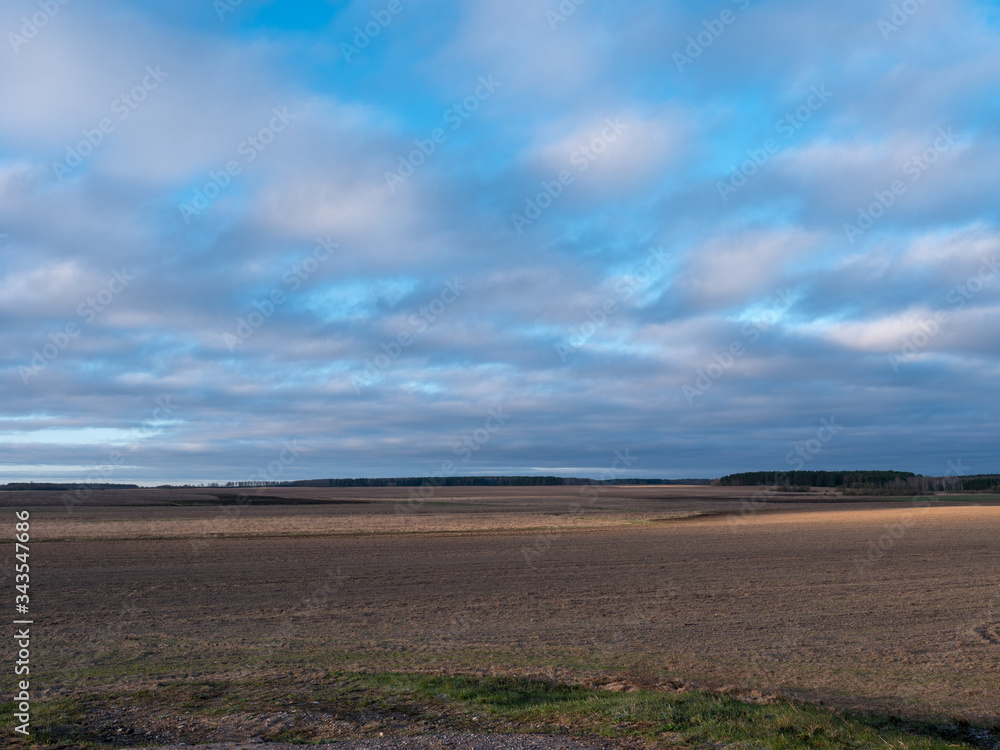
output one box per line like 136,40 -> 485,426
713,470 -> 1000,493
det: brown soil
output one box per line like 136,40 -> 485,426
12,486 -> 1000,744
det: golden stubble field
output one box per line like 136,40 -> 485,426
11,486 -> 1000,726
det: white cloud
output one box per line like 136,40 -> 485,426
527,106 -> 688,196
435,0 -> 608,101
0,260 -> 97,314
900,224 -> 1000,272
675,229 -> 817,309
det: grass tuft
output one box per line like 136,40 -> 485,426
1,671 -> 994,749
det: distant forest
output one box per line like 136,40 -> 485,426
714,470 -> 1000,494
218,476 -> 713,489
7,473 -> 998,493
0,477 -> 712,490
0,482 -> 141,491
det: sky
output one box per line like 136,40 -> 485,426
2,0 -> 999,484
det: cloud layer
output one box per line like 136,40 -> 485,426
2,0 -> 999,482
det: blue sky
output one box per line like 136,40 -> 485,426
2,0 -> 999,484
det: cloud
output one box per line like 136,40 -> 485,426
672,229 -> 817,312
3,0 -> 1000,482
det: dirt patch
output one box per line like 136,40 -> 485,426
973,623 -> 1000,646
